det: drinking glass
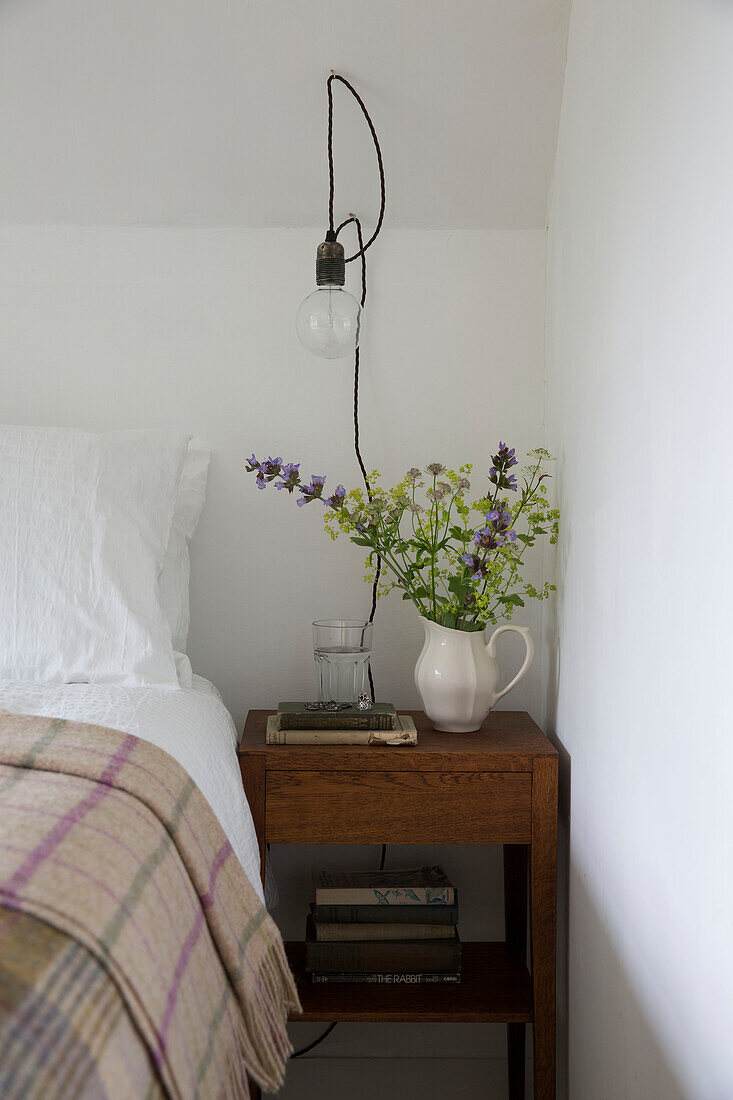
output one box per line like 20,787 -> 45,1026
312,619 -> 373,703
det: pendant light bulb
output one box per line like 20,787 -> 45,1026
296,233 -> 362,359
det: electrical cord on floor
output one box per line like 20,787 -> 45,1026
290,1022 -> 338,1060
291,70 -> 387,1064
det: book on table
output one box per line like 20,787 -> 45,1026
266,714 -> 416,745
308,864 -> 461,983
276,702 -> 397,731
314,865 -> 455,907
310,912 -> 456,941
310,971 -> 461,984
304,917 -> 461,974
313,901 -> 459,925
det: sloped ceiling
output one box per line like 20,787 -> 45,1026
0,0 -> 569,229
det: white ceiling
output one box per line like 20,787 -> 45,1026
0,0 -> 569,229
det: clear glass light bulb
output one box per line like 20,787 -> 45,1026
296,284 -> 362,359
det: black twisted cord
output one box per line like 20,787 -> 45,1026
292,73 -> 386,1062
337,213 -> 382,683
326,73 -> 386,697
327,72 -> 386,261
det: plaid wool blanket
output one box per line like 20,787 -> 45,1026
0,711 -> 300,1099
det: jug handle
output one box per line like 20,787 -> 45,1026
486,625 -> 534,707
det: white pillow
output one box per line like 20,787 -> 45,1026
0,426 -> 189,686
159,439 -> 211,655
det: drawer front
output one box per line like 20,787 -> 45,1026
266,771 -> 531,844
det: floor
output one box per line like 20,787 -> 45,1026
275,1055 -> 534,1098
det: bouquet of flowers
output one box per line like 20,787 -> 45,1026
246,442 -> 558,632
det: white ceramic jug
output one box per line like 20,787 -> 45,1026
414,617 -> 534,733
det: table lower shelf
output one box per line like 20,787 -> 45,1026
286,941 -> 532,1024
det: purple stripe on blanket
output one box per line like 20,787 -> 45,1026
153,843 -> 232,1069
0,840 -> 162,975
154,908 -> 206,1067
1,735 -> 136,902
45,740 -> 217,877
201,841 -> 232,909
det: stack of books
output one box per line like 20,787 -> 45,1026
305,866 -> 461,984
266,702 -> 417,746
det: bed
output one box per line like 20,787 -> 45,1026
0,674 -> 264,905
0,426 -> 298,1099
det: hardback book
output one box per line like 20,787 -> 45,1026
266,714 -> 416,746
313,865 -> 455,907
276,702 -> 397,731
311,971 -> 461,985
313,901 -> 459,925
313,920 -> 456,941
304,917 -> 461,974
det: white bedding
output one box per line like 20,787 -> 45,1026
0,674 -> 265,905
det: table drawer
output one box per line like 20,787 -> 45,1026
266,770 -> 532,844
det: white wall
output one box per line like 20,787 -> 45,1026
0,0 -> 569,231
0,1 -> 568,1090
545,2 -> 733,1097
0,224 -> 547,724
0,223 -> 548,1095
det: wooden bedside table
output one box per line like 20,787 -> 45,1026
239,709 -> 558,1100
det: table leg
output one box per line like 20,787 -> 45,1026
239,755 -> 266,888
530,757 -> 558,1100
504,844 -> 528,1099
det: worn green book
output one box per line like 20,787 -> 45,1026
313,920 -> 456,941
276,702 -> 397,731
304,917 -> 461,973
312,901 -> 459,925
266,714 -> 416,745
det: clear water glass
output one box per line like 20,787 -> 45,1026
312,619 -> 373,703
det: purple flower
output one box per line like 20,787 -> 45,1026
250,455 -> 283,489
426,462 -> 447,476
297,474 -> 327,506
275,462 -> 301,493
324,484 -> 347,510
488,441 -> 519,491
245,453 -> 260,473
473,506 -> 516,550
474,526 -> 498,551
461,552 -> 488,580
496,442 -> 517,468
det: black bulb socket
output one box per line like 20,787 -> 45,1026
316,236 -> 346,286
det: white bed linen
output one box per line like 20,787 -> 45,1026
0,674 -> 265,905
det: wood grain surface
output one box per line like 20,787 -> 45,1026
286,941 -> 532,1023
240,708 -> 558,1098
240,709 -> 555,772
266,769 -> 532,844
